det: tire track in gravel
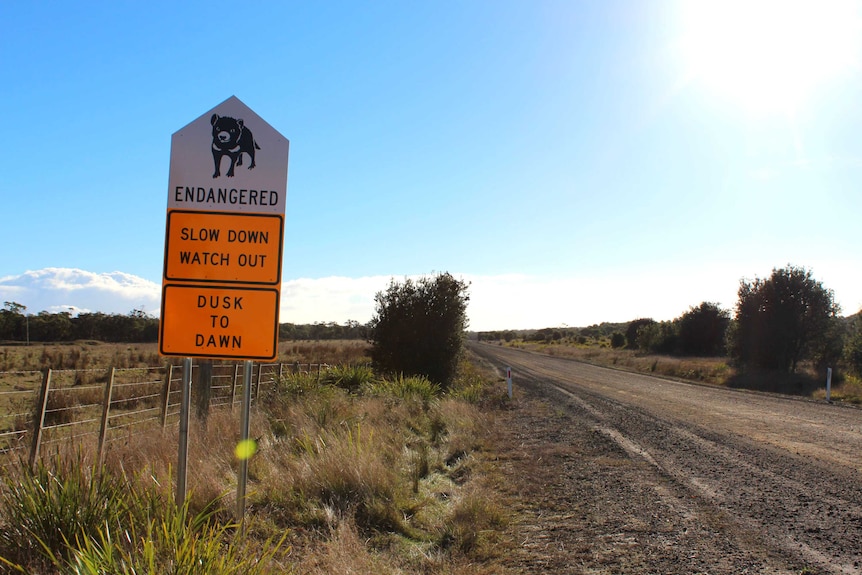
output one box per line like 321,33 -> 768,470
473,343 -> 862,574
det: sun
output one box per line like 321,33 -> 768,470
677,0 -> 861,114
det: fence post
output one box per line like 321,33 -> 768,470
28,369 -> 52,468
160,365 -> 173,428
97,367 -> 116,466
230,364 -> 240,411
255,364 -> 263,401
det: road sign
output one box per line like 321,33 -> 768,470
163,210 -> 283,284
159,285 -> 279,360
159,96 -> 289,360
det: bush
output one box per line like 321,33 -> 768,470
610,332 -> 626,349
370,273 -> 470,388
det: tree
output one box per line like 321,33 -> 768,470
625,318 -> 655,349
677,302 -> 730,356
370,273 -> 470,387
638,320 -> 678,354
844,313 -> 862,376
731,265 -> 839,373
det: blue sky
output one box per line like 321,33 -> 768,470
2,1 -> 861,331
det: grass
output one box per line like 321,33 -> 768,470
0,342 -> 511,574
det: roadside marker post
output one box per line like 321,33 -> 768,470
159,96 -> 289,518
826,367 -> 833,403
506,367 -> 513,399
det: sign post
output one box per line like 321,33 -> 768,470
159,96 -> 289,515
506,367 -> 513,399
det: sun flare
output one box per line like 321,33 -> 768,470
678,0 -> 861,113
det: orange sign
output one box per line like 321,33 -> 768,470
159,285 -> 279,360
164,210 -> 283,285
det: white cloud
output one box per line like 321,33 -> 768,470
0,268 -> 162,316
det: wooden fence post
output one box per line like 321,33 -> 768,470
230,364 -> 240,411
160,365 -> 173,428
28,369 -> 52,468
97,367 -> 116,466
255,364 -> 263,400
195,360 -> 213,425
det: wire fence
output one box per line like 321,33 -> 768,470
0,361 -> 328,469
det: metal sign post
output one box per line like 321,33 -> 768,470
176,357 -> 192,507
236,360 -> 254,525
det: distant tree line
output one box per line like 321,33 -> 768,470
479,265 -> 862,379
1,303 -> 159,343
279,321 -> 369,341
477,323 -> 626,344
1,302 -> 370,344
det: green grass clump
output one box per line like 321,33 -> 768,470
0,455 -> 288,574
368,374 -> 441,406
0,453 -> 132,569
321,364 -> 376,393
65,499 -> 288,575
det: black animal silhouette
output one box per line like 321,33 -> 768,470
210,114 -> 260,178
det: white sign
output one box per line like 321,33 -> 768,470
167,95 -> 289,215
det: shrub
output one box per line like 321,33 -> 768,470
370,273 -> 469,387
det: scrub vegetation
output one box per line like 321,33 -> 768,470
0,342 -> 511,574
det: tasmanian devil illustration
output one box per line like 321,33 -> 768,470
211,114 -> 260,178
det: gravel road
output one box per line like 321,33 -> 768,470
471,343 -> 862,574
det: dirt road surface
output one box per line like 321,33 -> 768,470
472,343 -> 862,574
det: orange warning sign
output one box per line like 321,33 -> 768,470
159,285 -> 279,360
164,210 -> 283,285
